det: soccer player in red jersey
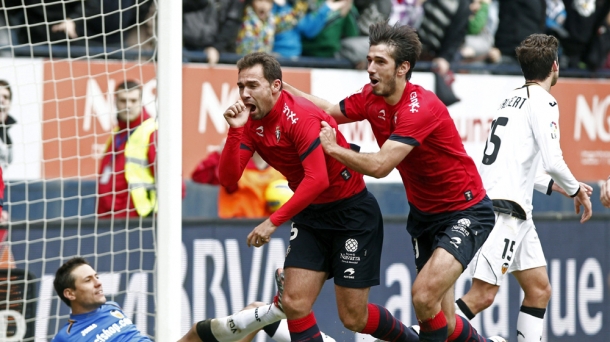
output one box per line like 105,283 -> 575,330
218,52 -> 419,342
284,23 -> 503,342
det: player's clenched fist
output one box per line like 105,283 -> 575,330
224,100 -> 249,128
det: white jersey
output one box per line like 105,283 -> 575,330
479,84 -> 579,219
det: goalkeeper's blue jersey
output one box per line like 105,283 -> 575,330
52,302 -> 152,342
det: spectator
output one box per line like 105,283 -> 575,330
58,0 -> 155,50
459,0 -> 501,63
192,145 -> 285,218
388,0 -> 424,28
418,0 -> 471,74
272,0 -> 347,58
0,80 -> 16,170
18,0 -> 84,46
183,0 -> 246,65
494,0 -> 545,63
300,0 -> 360,60
236,0 -> 308,55
340,0 -> 392,69
560,0 -> 610,69
97,80 -> 157,219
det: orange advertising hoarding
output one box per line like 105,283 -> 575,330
551,79 -> 610,180
42,60 -> 311,180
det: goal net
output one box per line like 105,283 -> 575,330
0,0 -> 159,340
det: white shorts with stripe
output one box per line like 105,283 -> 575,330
470,212 -> 547,285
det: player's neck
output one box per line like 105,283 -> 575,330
384,79 -> 407,106
524,79 -> 551,93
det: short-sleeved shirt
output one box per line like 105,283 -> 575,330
52,302 -> 151,342
341,83 -> 486,213
229,91 -> 366,225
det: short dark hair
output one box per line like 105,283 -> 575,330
53,257 -> 90,307
515,34 -> 559,81
369,21 -> 422,81
0,80 -> 12,100
236,52 -> 283,89
115,79 -> 142,96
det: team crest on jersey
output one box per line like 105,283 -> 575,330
550,121 -> 558,139
110,310 -> 124,319
275,126 -> 281,143
501,262 -> 509,274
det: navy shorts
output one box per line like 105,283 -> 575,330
285,189 -> 383,288
407,195 -> 495,272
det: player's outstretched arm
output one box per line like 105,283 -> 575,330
551,181 -> 593,197
601,177 -> 610,208
282,82 -> 350,124
320,121 -> 411,178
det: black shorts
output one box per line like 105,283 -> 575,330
407,195 -> 495,272
285,189 -> 383,288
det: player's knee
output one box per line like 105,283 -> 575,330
338,310 -> 367,332
411,286 -> 437,313
282,293 -> 312,318
525,281 -> 551,305
478,290 -> 497,310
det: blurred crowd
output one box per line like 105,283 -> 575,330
1,0 -> 610,73
0,0 -> 610,71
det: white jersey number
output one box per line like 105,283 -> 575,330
482,117 -> 509,165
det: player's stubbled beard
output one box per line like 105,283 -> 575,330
372,72 -> 398,98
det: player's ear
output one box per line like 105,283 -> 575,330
397,61 -> 410,78
272,79 -> 282,93
64,288 -> 76,302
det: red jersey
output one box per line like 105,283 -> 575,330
341,83 -> 485,213
220,91 -> 365,226
97,111 -> 156,218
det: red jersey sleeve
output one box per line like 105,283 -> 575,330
269,115 -> 329,226
219,127 -> 254,188
191,151 -> 221,185
390,93 -> 441,146
339,86 -> 368,122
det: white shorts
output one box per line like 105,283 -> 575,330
470,212 -> 546,285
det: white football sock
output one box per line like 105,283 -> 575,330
268,320 -> 290,342
516,310 -> 544,342
231,303 -> 286,331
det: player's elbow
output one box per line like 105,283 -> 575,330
369,163 -> 393,179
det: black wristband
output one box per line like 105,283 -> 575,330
570,186 -> 580,198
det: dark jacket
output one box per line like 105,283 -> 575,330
418,0 -> 471,61
494,0 -> 545,57
77,0 -> 154,46
183,0 -> 245,52
19,0 -> 84,44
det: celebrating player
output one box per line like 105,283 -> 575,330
453,33 -> 592,342
218,52 -> 419,342
284,22 -> 503,342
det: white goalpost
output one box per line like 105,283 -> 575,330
0,0 -> 182,340
156,0 -> 183,340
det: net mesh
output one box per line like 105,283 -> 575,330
0,1 -> 158,340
